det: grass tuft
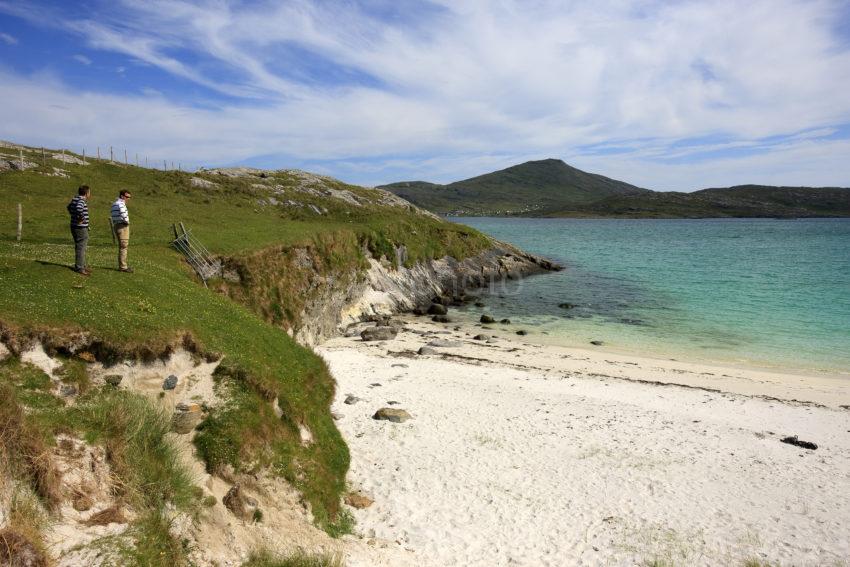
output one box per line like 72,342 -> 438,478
0,382 -> 63,510
241,549 -> 343,567
72,388 -> 196,512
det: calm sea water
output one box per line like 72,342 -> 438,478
450,217 -> 850,373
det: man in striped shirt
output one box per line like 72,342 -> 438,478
67,185 -> 91,275
111,189 -> 133,273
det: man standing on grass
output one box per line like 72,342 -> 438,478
67,185 -> 91,275
111,189 -> 134,273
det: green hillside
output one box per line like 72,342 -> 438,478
0,143 -> 492,564
378,158 -> 649,215
549,185 -> 850,218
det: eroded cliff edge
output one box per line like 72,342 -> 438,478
217,238 -> 561,347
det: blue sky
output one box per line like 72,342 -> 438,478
1,0 -> 850,190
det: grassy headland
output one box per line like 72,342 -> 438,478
0,143 -> 493,564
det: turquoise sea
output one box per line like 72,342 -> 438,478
451,217 -> 850,373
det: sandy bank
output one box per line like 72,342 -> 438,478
320,316 -> 850,566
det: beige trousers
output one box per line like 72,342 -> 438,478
114,223 -> 130,269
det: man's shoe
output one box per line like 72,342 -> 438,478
119,267 -> 135,273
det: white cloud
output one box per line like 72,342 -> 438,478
1,0 -> 849,188
0,31 -> 17,44
72,54 -> 91,65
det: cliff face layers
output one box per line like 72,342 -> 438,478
297,243 -> 561,345
218,239 -> 561,347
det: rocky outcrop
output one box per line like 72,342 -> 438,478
294,243 -> 561,345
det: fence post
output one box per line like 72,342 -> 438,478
16,203 -> 22,242
124,149 -> 127,165
19,148 -> 23,170
135,153 -> 138,167
164,160 -> 167,171
145,156 -> 148,168
97,146 -> 100,159
41,147 -> 45,165
82,148 -> 86,162
62,148 -> 65,163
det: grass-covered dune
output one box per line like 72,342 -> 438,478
0,142 -> 495,563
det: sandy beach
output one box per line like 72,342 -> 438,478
321,316 -> 850,567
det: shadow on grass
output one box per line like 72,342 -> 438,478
35,260 -> 123,273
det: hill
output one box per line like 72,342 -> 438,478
379,160 -> 850,218
549,185 -> 850,218
0,142 -> 555,566
378,158 -> 649,215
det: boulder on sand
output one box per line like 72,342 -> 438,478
427,339 -> 463,348
373,407 -> 412,423
361,326 -> 398,341
427,303 -> 448,315
418,346 -> 438,355
344,491 -> 374,509
222,485 -> 260,521
480,314 -> 495,324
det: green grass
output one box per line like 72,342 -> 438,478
0,145 -> 492,542
241,549 -> 343,567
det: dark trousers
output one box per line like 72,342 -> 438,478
71,226 -> 88,271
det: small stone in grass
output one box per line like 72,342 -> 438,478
59,384 -> 77,397
163,375 -> 178,390
104,374 -> 122,387
373,408 -> 412,423
172,403 -> 203,434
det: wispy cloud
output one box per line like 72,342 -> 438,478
72,54 -> 91,65
0,0 -> 849,188
0,31 -> 16,44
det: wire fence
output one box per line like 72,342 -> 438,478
2,141 -> 194,173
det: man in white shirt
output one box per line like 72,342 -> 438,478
110,189 -> 133,273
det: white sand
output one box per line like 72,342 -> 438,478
320,316 -> 850,567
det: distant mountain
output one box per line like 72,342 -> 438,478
379,160 -> 850,218
548,185 -> 850,218
378,159 -> 649,216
